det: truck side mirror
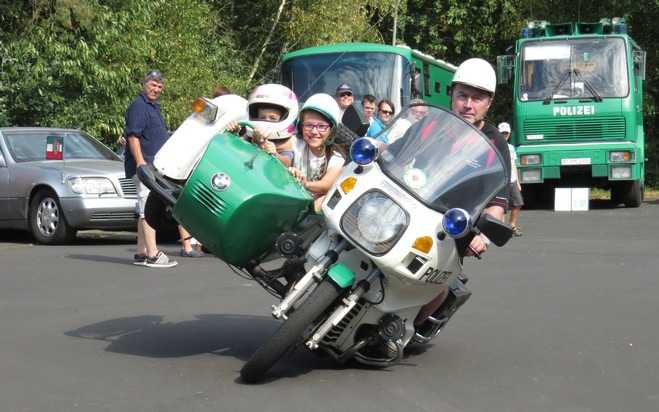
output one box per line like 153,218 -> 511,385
633,50 -> 646,80
496,55 -> 515,85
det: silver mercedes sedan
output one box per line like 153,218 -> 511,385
0,127 -> 137,244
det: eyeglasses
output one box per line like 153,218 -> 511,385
339,92 -> 353,97
302,122 -> 331,132
380,109 -> 393,115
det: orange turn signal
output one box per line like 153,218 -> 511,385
412,236 -> 433,254
191,98 -> 206,113
340,177 -> 357,194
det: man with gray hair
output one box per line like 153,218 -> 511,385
124,70 -> 178,268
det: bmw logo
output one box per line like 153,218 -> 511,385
210,172 -> 231,191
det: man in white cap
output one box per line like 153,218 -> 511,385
415,58 -> 512,327
498,122 -> 523,236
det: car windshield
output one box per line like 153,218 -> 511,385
2,130 -> 119,162
281,51 -> 411,113
377,105 -> 508,217
520,37 -> 629,101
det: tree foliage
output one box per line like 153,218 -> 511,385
0,0 -> 248,145
1,0 -> 658,184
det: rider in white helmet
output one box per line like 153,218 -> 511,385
415,58 -> 512,327
289,93 -> 345,211
228,83 -> 299,166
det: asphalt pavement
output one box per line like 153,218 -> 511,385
1,200 -> 658,412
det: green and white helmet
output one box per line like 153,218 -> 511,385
299,93 -> 341,128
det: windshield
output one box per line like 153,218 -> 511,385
3,130 -> 119,162
377,105 -> 508,217
520,37 -> 628,101
281,52 -> 411,113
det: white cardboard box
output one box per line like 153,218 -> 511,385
554,188 -> 590,211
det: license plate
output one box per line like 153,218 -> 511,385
561,157 -> 591,166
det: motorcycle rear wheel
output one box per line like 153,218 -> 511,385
240,280 -> 342,383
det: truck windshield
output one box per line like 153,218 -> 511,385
519,37 -> 628,101
281,52 -> 411,112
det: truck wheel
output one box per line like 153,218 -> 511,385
240,280 -> 342,383
623,181 -> 642,208
29,189 -> 76,244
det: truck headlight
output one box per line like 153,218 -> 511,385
611,166 -> 631,179
68,177 -> 117,195
340,190 -> 409,255
521,169 -> 542,183
520,154 -> 541,165
609,151 -> 633,162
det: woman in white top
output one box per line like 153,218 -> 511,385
289,93 -> 345,210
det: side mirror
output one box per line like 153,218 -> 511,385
0,152 -> 6,167
342,104 -> 369,137
633,49 -> 646,80
475,212 -> 512,247
496,55 -> 515,85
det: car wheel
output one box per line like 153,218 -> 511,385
29,189 -> 76,244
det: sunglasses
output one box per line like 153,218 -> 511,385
380,109 -> 393,115
144,70 -> 165,82
339,92 -> 353,97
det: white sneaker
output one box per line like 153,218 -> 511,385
145,251 -> 178,268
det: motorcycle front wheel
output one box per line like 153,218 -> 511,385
240,279 -> 342,383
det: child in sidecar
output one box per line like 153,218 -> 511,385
288,93 -> 345,211
227,84 -> 298,166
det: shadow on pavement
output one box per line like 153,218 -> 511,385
66,253 -> 134,265
64,313 -> 370,382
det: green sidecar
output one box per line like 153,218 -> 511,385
172,132 -> 313,267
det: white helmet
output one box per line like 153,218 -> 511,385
451,58 -> 496,95
248,84 -> 298,140
498,122 -> 511,133
299,93 -> 341,128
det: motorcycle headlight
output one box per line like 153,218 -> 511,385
68,177 -> 117,195
340,190 -> 409,255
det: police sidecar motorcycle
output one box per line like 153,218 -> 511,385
140,102 -> 513,383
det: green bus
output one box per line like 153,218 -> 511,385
280,42 -> 456,115
497,18 -> 647,207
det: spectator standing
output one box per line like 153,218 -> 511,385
124,70 -> 178,268
498,122 -> 523,236
335,83 -> 354,118
212,84 -> 231,97
362,94 -> 384,137
377,99 -> 395,126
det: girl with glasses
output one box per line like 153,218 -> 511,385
289,93 -> 346,211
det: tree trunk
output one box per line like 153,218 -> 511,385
247,0 -> 287,85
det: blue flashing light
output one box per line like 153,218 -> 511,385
442,208 -> 471,238
350,138 -> 379,165
521,27 -> 529,38
614,23 -> 627,34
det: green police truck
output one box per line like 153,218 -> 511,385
497,18 -> 647,207
280,42 -> 456,114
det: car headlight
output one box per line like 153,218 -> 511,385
340,190 -> 409,255
68,177 -> 117,195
